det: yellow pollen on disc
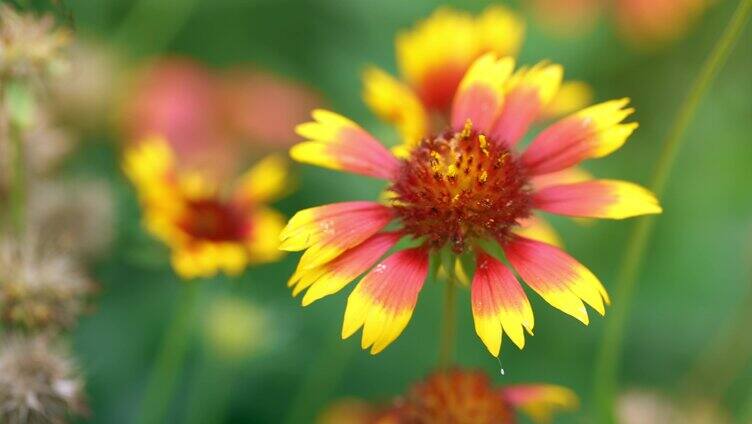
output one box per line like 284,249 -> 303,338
390,124 -> 532,253
478,134 -> 489,156
460,119 -> 473,139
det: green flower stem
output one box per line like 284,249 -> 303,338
138,282 -> 199,424
592,1 -> 752,421
438,276 -> 458,368
184,351 -> 234,424
3,80 -> 33,236
9,120 -> 25,235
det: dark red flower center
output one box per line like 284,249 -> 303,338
390,124 -> 532,253
394,370 -> 516,424
178,199 -> 248,242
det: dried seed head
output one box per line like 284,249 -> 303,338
0,335 -> 87,424
0,5 -> 70,80
0,235 -> 93,331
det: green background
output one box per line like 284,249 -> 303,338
49,0 -> 752,422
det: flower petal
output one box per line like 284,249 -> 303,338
529,167 -> 592,190
232,154 -> 289,204
362,67 -> 428,149
342,248 -> 429,354
500,384 -> 579,423
502,236 -> 610,324
280,202 -> 394,270
289,232 -> 402,306
540,80 -> 593,120
533,179 -> 662,219
451,54 -> 515,134
475,5 -> 525,58
245,206 -> 286,264
490,62 -> 563,147
471,250 -> 534,356
171,241 -> 248,279
522,99 -> 638,175
512,214 -> 563,247
396,8 -> 479,111
292,110 -> 400,179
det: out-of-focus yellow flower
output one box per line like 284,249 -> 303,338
123,136 -> 288,279
202,296 -> 268,360
363,6 -> 592,150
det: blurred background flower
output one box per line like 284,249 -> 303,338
0,0 -> 748,423
618,389 -> 730,424
123,137 -> 288,279
120,57 -> 320,183
526,0 -> 711,47
317,369 -> 578,423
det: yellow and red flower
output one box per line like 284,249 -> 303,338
284,53 -> 661,356
362,6 -> 592,150
124,136 -> 287,279
318,369 -> 578,424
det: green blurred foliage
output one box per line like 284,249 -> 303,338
50,0 -> 752,422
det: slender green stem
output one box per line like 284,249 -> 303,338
592,1 -> 752,422
9,120 -> 25,235
184,350 -> 234,424
438,277 -> 457,368
138,282 -> 199,424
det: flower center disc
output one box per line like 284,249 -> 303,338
390,126 -> 531,253
179,199 -> 247,242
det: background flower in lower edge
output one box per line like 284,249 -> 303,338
0,335 -> 88,424
123,136 -> 288,279
318,369 -> 577,424
618,389 -> 730,424
362,6 -> 592,150
283,53 -> 661,356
